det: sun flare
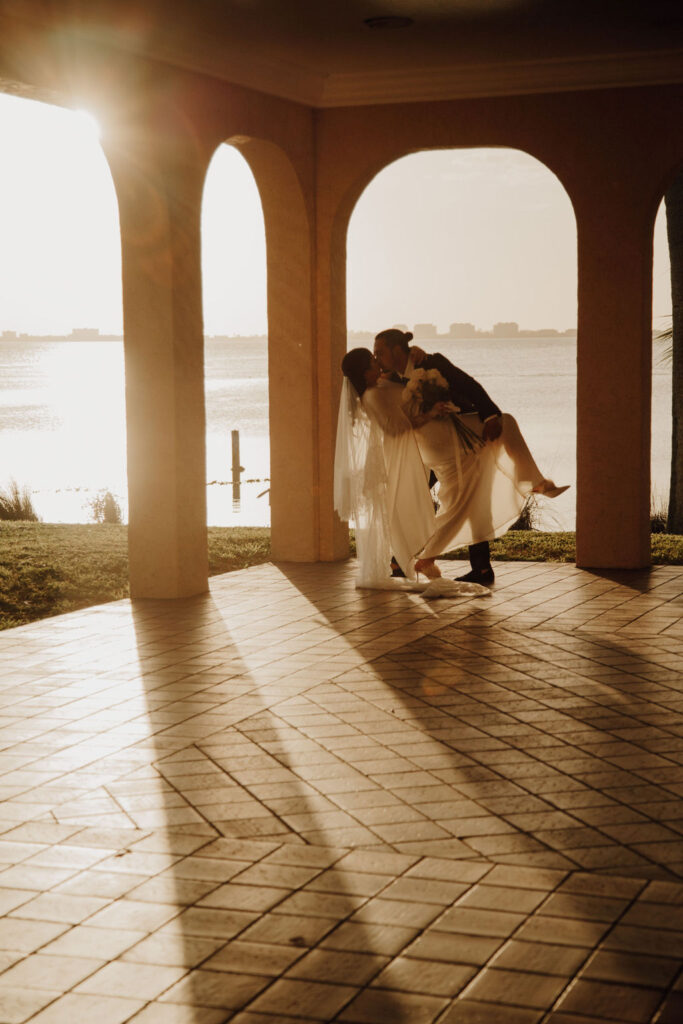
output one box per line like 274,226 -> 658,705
72,108 -> 102,139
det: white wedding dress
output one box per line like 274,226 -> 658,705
415,411 -> 545,556
334,378 -> 435,587
334,377 -> 546,591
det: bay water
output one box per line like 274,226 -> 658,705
0,336 -> 672,530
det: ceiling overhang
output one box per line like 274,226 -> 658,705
2,2 -> 683,110
162,44 -> 683,108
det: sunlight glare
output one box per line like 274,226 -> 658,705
73,109 -> 102,139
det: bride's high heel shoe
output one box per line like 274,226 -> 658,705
415,558 -> 442,580
533,480 -> 570,499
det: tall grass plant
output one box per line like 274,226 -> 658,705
0,480 -> 39,522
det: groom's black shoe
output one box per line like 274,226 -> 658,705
462,541 -> 494,585
390,558 -> 406,578
456,567 -> 495,585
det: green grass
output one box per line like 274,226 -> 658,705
0,523 -> 270,630
207,526 -> 271,574
0,523 -> 680,632
442,531 -> 683,565
442,531 -> 578,563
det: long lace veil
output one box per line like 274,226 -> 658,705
333,378 -> 392,587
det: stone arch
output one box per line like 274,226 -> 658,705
331,140 -> 579,364
320,144 -> 578,554
203,134 -> 318,561
314,89 -> 683,568
344,145 -> 578,330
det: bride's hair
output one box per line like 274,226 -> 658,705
375,328 -> 413,354
341,348 -> 373,397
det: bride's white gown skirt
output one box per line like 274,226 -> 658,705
417,413 -> 544,557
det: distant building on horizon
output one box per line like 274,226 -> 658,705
413,323 -> 438,338
3,323 -> 580,343
448,322 -> 476,338
493,321 -> 519,337
70,327 -> 100,340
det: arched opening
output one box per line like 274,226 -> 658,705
202,134 -> 316,561
0,92 -> 124,524
652,198 -> 674,531
201,143 -> 269,527
347,147 -> 578,531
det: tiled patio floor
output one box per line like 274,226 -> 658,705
1,558 -> 682,1023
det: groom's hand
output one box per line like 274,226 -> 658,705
482,416 -> 502,441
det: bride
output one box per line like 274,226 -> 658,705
334,348 -> 436,587
334,346 -> 566,588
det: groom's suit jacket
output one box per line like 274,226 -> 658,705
408,351 -> 501,422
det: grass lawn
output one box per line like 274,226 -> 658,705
442,530 -> 683,565
0,523 -> 271,630
0,522 -> 681,631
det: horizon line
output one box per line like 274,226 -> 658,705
1,324 -> 582,339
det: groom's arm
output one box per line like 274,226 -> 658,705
428,351 -> 502,422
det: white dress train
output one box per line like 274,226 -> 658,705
415,411 -> 545,557
333,378 -> 435,587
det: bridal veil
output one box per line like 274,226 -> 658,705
333,377 -> 394,587
334,378 -> 438,587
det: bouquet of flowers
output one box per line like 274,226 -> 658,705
401,368 -> 484,454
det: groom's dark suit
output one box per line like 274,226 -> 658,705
412,351 -> 502,575
416,352 -> 501,423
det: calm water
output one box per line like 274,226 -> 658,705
0,336 -> 672,529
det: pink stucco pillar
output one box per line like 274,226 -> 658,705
235,138 -> 320,562
107,131 -> 210,598
575,202 -> 652,568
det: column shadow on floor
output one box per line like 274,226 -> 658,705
126,584 -> 412,1021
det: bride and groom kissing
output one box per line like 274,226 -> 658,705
334,327 -> 568,591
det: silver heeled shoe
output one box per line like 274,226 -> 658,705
534,480 -> 570,499
415,558 -> 442,580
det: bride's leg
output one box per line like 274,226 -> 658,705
498,413 -> 545,490
499,415 -> 569,497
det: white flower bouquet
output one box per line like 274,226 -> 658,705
401,368 -> 484,454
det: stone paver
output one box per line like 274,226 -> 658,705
0,558 -> 682,1021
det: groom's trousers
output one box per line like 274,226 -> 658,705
469,540 -> 492,572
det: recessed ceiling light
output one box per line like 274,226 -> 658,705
364,16 -> 415,30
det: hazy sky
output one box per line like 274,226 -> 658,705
0,91 -> 673,336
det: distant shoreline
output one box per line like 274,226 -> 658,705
1,331 -> 578,343
0,334 -> 268,343
1,328 -> 671,343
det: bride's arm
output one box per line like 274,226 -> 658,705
404,402 -> 450,429
362,387 -> 414,436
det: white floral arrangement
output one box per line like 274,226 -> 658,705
401,367 -> 484,453
400,368 -> 455,422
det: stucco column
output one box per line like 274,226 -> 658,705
106,130 -> 209,598
234,139 -> 319,562
575,203 -> 652,568
315,173 -> 353,563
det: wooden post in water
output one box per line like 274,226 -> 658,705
231,430 -> 241,508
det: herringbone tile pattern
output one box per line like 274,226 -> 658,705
0,559 -> 681,1022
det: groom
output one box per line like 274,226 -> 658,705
373,327 -> 502,585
